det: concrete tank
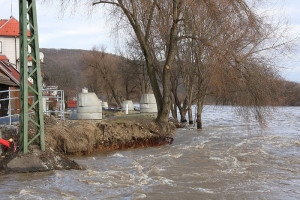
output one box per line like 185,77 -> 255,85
102,102 -> 108,109
77,92 -> 102,120
122,100 -> 134,111
140,94 -> 158,113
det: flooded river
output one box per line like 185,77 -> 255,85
0,106 -> 299,199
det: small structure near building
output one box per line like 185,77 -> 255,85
140,94 -> 158,113
77,88 -> 102,120
122,100 -> 134,111
67,100 -> 77,108
42,86 -> 62,116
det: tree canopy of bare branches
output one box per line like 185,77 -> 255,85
54,0 -> 294,128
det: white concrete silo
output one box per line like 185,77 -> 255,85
77,89 -> 102,120
140,94 -> 158,113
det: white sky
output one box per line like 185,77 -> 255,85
0,0 -> 115,52
0,0 -> 299,82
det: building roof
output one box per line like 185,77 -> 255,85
0,17 -> 30,37
0,55 -> 8,61
0,60 -> 20,86
0,20 -> 7,27
0,72 -> 18,86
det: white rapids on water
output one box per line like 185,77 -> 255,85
0,106 -> 299,199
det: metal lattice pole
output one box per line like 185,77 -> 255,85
19,0 -> 45,153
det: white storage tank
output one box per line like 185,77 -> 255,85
122,100 -> 134,111
140,94 -> 158,113
102,102 -> 108,109
77,89 -> 102,120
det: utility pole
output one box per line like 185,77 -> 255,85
19,0 -> 45,153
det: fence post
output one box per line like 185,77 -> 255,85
125,104 -> 129,115
8,88 -> 11,125
62,90 -> 65,120
0,130 -> 2,154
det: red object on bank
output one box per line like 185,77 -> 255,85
0,138 -> 11,148
67,100 -> 77,108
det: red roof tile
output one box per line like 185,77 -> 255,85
0,55 -> 38,62
0,55 -> 8,60
0,17 -> 30,37
0,20 -> 8,27
28,56 -> 44,63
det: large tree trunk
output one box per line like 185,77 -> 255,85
156,0 -> 181,125
172,90 -> 188,122
157,66 -> 172,124
196,96 -> 204,129
196,76 -> 206,129
180,108 -> 188,123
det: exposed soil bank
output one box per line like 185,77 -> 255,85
45,116 -> 176,155
0,115 -> 176,174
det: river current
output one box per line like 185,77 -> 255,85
0,106 -> 299,199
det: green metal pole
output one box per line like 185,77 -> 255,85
19,0 -> 45,153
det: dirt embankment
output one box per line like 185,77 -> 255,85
44,116 -> 176,155
0,115 -> 176,174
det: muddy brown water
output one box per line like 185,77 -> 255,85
0,106 -> 299,199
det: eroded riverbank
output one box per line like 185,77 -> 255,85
45,116 -> 175,155
0,114 -> 176,174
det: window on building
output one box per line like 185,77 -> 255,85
0,41 -> 2,54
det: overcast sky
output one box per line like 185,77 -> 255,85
0,0 -> 299,82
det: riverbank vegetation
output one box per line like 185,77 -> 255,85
43,0 -> 297,129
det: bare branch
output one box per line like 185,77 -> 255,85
92,0 -> 120,6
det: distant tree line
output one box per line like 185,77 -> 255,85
81,46 -> 151,106
41,48 -> 86,100
42,48 -> 300,105
41,48 -> 151,105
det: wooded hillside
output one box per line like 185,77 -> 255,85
41,48 -> 146,104
41,48 -> 300,106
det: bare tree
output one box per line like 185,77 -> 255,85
42,49 -> 85,99
82,47 -> 124,106
71,0 -> 183,126
55,0 -> 294,129
162,0 -> 293,129
188,1 -> 292,128
121,39 -> 151,95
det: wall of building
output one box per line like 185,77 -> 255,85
0,36 -> 20,71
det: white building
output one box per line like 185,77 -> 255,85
0,16 -> 44,71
